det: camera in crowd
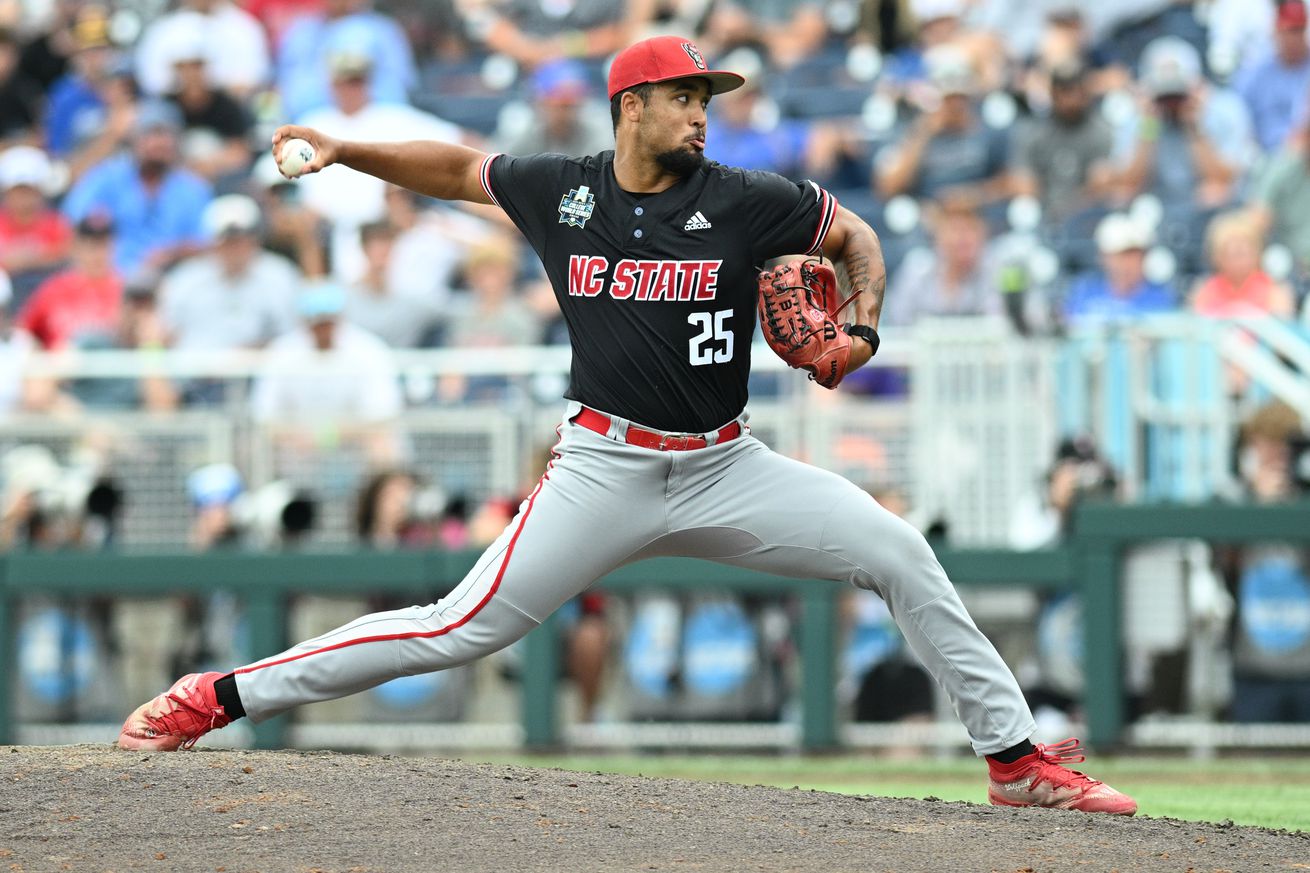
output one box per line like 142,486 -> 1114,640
187,463 -> 318,550
1,444 -> 126,549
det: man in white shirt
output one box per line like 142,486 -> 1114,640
159,195 -> 300,351
295,52 -> 464,282
251,281 -> 402,425
134,1 -> 270,98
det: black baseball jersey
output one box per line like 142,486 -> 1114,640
480,150 -> 837,433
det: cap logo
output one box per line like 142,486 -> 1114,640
681,42 -> 707,71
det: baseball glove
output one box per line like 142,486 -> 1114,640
757,259 -> 860,389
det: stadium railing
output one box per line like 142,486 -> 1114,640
5,500 -> 1310,753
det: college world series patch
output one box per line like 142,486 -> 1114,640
558,185 -> 596,229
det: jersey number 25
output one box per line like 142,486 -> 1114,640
688,310 -> 734,366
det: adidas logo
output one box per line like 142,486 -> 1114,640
684,211 -> 712,231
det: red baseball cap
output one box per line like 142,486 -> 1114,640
607,36 -> 745,99
1278,0 -> 1308,30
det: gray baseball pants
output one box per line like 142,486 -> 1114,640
234,401 -> 1036,755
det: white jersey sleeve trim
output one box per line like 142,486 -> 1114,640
804,184 -> 837,256
480,153 -> 503,208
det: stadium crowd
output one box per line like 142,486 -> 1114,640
4,0 -> 1310,731
3,0 -> 1310,400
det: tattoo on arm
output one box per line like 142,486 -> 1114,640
841,229 -> 886,328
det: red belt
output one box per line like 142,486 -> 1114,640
574,407 -> 742,451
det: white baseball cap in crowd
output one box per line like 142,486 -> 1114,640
1095,213 -> 1152,254
203,194 -> 262,238
925,44 -> 975,97
912,0 -> 965,23
1141,36 -> 1202,98
164,13 -> 208,67
0,145 -> 53,192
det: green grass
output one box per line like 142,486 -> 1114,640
471,753 -> 1310,832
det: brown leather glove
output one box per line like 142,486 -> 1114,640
757,259 -> 858,389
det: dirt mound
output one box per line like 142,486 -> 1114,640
2,746 -> 1305,872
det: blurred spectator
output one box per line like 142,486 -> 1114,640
703,69 -> 816,178
135,1 -> 270,99
1190,210 -> 1296,320
159,194 -> 299,350
382,183 -> 495,308
277,0 -> 417,120
882,0 -> 1007,101
161,25 -> 256,184
248,154 -> 330,278
1061,213 -> 1175,324
1251,111 -> 1310,273
1011,61 -> 1114,222
296,51 -> 463,282
440,240 -> 542,401
1015,8 -> 1127,103
883,201 -> 1002,325
876,45 -> 1013,209
61,100 -> 213,278
467,0 -> 626,69
1114,36 -> 1254,210
0,444 -> 67,549
17,0 -> 81,93
1232,0 -> 1310,155
0,146 -> 74,298
17,214 -> 121,350
344,221 -> 441,347
44,6 -> 130,162
0,27 -> 41,142
493,58 -> 611,158
355,468 -> 440,549
243,0 -> 326,46
854,0 -> 917,56
445,240 -> 542,348
68,279 -> 180,412
1009,435 -> 1118,550
1208,0 -> 1289,77
250,281 -> 402,423
1237,400 -> 1305,503
1224,401 -> 1310,722
0,268 -> 41,415
187,462 -> 245,550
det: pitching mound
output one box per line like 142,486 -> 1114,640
2,746 -> 1306,872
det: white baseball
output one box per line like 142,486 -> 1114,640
278,138 -> 316,177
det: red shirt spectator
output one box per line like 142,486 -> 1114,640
0,146 -> 74,281
1191,210 -> 1295,319
17,215 -> 122,349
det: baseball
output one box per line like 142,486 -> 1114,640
278,138 -> 315,177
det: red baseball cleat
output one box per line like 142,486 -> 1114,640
987,738 -> 1137,815
117,672 -> 232,751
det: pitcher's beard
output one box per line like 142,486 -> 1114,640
655,146 -> 706,177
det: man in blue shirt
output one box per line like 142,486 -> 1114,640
1233,0 -> 1310,154
1063,213 -> 1177,323
276,0 -> 417,120
877,45 -> 1012,208
44,8 -> 118,156
61,101 -> 213,279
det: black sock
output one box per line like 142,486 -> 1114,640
987,740 -> 1035,764
213,673 -> 247,720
